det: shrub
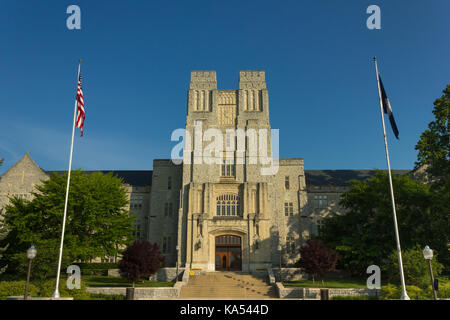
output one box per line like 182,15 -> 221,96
76,263 -> 118,270
0,281 -> 39,299
381,283 -> 449,300
405,285 -> 429,300
38,278 -> 90,300
437,281 -> 450,299
380,284 -> 400,300
75,263 -> 119,276
383,244 -> 443,287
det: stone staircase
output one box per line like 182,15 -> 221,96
179,272 -> 277,299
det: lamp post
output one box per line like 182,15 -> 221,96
24,245 -> 37,300
176,245 -> 180,282
423,245 -> 437,300
277,244 -> 282,283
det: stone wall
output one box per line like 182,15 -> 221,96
86,287 -> 181,299
273,268 -> 308,282
148,267 -> 185,282
275,283 -> 379,299
134,287 -> 180,299
87,287 -> 127,296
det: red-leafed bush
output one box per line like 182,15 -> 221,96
297,239 -> 341,282
119,240 -> 164,286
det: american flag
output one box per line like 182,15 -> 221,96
75,70 -> 85,136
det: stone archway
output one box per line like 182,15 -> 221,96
215,235 -> 242,271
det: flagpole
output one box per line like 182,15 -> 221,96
52,59 -> 81,299
373,57 -> 409,300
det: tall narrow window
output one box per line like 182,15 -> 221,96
286,236 -> 295,254
221,159 -> 235,177
165,202 -> 173,217
284,202 -> 294,216
285,176 -> 290,190
168,176 -> 172,190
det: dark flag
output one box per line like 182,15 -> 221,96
378,75 -> 399,139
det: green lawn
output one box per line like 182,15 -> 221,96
283,277 -> 370,289
83,276 -> 174,288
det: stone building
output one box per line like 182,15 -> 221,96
0,70 -> 410,269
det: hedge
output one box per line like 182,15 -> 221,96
75,263 -> 119,276
0,281 -> 39,299
38,278 -> 90,300
380,282 -> 450,300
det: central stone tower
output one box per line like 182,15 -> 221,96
176,70 -> 293,272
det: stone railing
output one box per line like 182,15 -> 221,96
267,268 -> 276,285
181,268 -> 190,283
88,269 -> 190,299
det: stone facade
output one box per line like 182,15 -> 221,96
0,152 -> 49,210
0,70 -> 411,269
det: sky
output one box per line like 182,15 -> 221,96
0,0 -> 449,173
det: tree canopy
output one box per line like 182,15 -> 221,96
296,239 -> 340,281
415,84 -> 450,181
0,170 -> 136,278
119,240 -> 164,287
414,84 -> 450,271
0,158 -> 8,274
319,171 -> 447,276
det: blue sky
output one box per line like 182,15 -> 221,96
0,0 -> 449,173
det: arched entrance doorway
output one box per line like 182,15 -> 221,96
215,235 -> 242,271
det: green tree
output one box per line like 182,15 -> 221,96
319,171 -> 444,276
0,209 -> 8,275
414,84 -> 450,269
415,85 -> 450,181
1,170 -> 135,278
0,158 -> 8,275
383,244 -> 443,287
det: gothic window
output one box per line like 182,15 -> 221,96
284,202 -> 294,216
313,195 -> 328,209
216,194 -> 240,216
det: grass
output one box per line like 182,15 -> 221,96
283,277 -> 370,289
83,275 -> 174,288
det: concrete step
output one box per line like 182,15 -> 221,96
179,272 -> 276,299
